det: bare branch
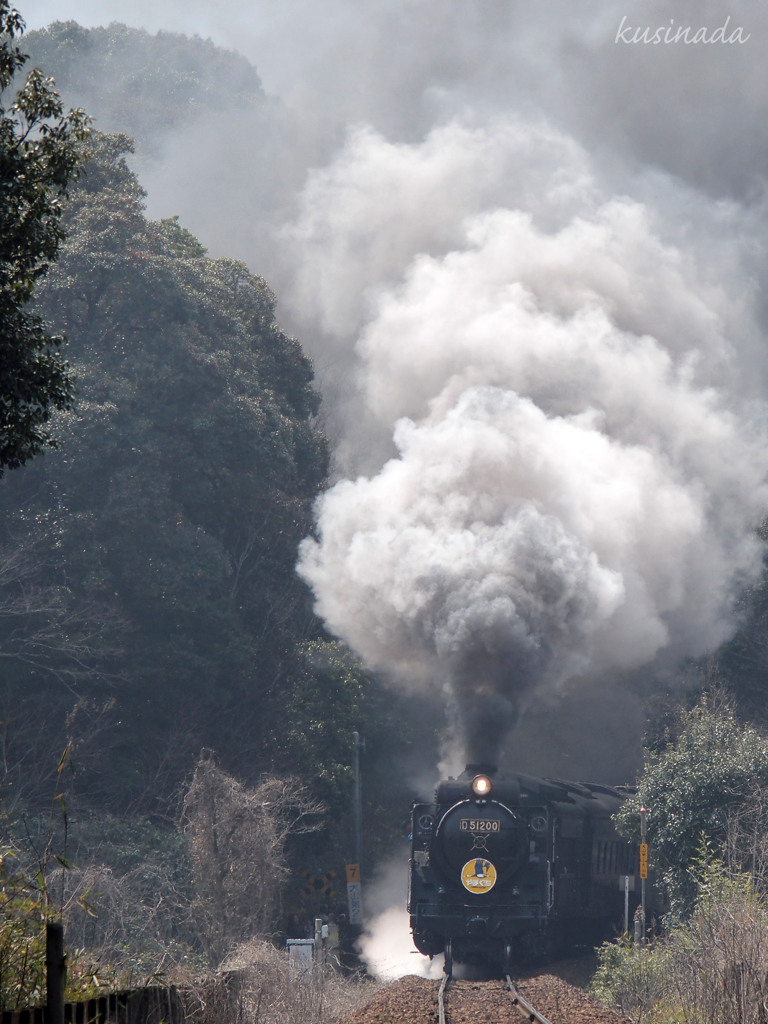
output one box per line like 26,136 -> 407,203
181,755 -> 324,964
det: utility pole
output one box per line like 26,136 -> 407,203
639,806 -> 648,943
352,731 -> 363,874
346,732 -> 364,930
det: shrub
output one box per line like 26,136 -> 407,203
593,861 -> 768,1024
592,936 -> 671,1024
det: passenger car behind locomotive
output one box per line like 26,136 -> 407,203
408,764 -> 639,972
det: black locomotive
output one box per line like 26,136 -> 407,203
408,764 -> 640,973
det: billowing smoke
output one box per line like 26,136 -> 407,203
296,123 -> 768,766
27,0 -> 768,771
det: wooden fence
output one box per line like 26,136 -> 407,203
1,986 -> 187,1024
1,926 -> 242,1024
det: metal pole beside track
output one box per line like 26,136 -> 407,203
640,806 -> 647,944
352,731 -> 362,874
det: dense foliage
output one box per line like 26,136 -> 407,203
0,1 -> 89,474
0,108 -> 402,974
0,31 -> 435,984
0,753 -> 331,1004
0,130 -> 334,813
596,697 -> 768,1022
23,21 -> 264,154
593,862 -> 768,1024
616,693 -> 768,919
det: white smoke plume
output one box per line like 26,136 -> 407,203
296,123 -> 768,766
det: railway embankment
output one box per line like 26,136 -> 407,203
336,960 -> 632,1024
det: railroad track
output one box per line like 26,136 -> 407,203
437,975 -> 553,1024
437,973 -> 449,1024
505,975 -> 553,1024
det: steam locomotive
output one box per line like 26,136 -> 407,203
408,764 -> 640,973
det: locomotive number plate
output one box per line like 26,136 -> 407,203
460,819 -> 500,832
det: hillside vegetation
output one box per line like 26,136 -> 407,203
24,21 -> 266,153
0,126 -> 425,815
0,16 -> 431,992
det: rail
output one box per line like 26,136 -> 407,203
437,972 -> 553,1024
506,976 -> 553,1024
437,973 -> 449,1024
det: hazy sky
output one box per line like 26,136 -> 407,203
21,0 -> 768,779
24,0 -> 768,194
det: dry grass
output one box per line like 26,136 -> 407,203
182,938 -> 378,1024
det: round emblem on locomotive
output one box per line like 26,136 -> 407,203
460,858 -> 497,893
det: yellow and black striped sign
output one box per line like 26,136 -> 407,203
300,869 -> 338,899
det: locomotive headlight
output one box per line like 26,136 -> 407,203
471,774 -> 492,797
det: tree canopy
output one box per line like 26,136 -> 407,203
24,21 -> 264,155
0,1 -> 89,474
616,692 -> 768,918
0,130 -> 333,812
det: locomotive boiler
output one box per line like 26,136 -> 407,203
408,764 -> 640,973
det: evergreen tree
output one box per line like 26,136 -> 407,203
616,692 -> 768,918
0,132 -> 329,811
0,1 -> 89,473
